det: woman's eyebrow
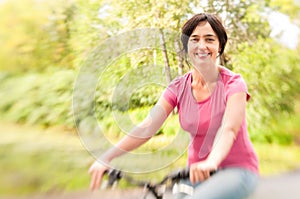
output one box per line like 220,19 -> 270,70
204,34 -> 217,37
190,34 -> 199,38
190,33 -> 216,37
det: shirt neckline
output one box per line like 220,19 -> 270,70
187,71 -> 222,104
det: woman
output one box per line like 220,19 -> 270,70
89,13 -> 259,199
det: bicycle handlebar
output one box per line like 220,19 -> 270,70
105,169 -> 123,187
103,168 -> 189,199
104,167 -> 216,187
103,168 -> 216,199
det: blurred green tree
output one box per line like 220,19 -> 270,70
0,0 -> 76,72
0,0 -> 299,143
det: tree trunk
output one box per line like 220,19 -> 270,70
159,29 -> 172,84
174,39 -> 184,76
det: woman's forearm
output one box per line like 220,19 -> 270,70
207,93 -> 246,167
99,128 -> 152,163
206,127 -> 236,167
99,103 -> 170,163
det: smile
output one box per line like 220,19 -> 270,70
195,53 -> 210,58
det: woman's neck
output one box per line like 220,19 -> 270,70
191,64 -> 220,86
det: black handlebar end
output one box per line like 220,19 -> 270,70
107,169 -> 123,186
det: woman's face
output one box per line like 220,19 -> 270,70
187,21 -> 220,67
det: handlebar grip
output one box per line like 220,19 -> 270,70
209,170 -> 216,176
167,167 -> 190,181
175,167 -> 216,180
106,169 -> 122,186
179,167 -> 190,179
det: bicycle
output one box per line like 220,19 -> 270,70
102,168 -> 216,199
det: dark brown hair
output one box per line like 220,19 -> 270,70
181,13 -> 227,56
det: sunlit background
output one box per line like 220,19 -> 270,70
0,0 -> 300,198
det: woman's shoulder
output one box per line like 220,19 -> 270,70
170,71 -> 192,85
219,66 -> 236,77
165,72 -> 192,96
219,66 -> 250,100
163,71 -> 192,104
219,66 -> 245,83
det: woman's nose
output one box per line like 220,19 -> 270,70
197,40 -> 206,49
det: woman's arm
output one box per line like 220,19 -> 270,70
99,97 -> 174,163
89,96 -> 174,190
190,92 -> 247,184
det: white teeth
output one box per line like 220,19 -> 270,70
196,53 -> 209,57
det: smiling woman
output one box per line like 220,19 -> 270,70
187,22 -> 220,73
181,13 -> 227,57
89,13 -> 259,199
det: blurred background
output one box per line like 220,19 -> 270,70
0,0 -> 300,198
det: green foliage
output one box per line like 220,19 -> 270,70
0,70 -> 75,127
69,0 -> 118,70
108,0 -> 195,30
231,39 -> 300,139
99,107 -> 181,140
269,0 -> 300,19
129,85 -> 164,109
0,0 -> 299,146
0,0 -> 77,72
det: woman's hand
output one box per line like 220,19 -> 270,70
189,160 -> 217,184
88,161 -> 109,191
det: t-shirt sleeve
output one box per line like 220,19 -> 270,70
162,77 -> 181,108
226,74 -> 251,101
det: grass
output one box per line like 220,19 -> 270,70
0,120 -> 299,197
0,123 -> 93,196
255,143 -> 300,175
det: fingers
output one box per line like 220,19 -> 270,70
88,162 -> 107,191
190,169 -> 206,184
189,164 -> 212,184
90,170 -> 103,191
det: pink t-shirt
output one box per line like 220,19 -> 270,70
163,67 -> 259,174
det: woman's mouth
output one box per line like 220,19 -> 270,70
195,53 -> 210,58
